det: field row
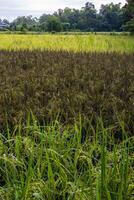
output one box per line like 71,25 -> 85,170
0,50 -> 133,133
0,34 -> 134,52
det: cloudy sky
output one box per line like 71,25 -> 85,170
0,0 -> 126,21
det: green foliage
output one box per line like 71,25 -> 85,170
1,2 -> 127,32
46,16 -> 62,32
12,16 -> 38,32
124,0 -> 134,19
62,23 -> 70,31
123,18 -> 134,33
0,116 -> 134,199
123,0 -> 134,33
99,3 -> 123,31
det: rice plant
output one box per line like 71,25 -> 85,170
0,115 -> 134,200
0,34 -> 134,52
0,46 -> 134,199
0,50 -> 133,133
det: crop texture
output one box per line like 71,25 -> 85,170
0,34 -> 134,52
0,50 -> 133,134
0,48 -> 134,199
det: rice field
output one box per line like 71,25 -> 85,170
0,34 -> 134,52
0,35 -> 134,200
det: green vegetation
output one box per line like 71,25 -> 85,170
0,37 -> 134,199
0,115 -> 134,200
2,1 -> 132,33
123,0 -> 134,33
0,2 -> 133,199
0,34 -> 134,52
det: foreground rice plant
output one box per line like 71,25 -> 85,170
0,115 -> 134,200
0,34 -> 134,52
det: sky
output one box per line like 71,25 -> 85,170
0,0 -> 126,21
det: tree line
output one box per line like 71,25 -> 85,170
1,1 -> 134,33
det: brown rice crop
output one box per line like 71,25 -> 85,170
0,50 -> 133,134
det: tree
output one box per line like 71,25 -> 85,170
123,0 -> 134,20
123,0 -> 134,33
4,2 -> 127,33
46,16 -> 62,32
2,19 -> 10,25
81,2 -> 97,31
99,3 -> 123,31
62,22 -> 70,31
124,18 -> 134,32
13,16 -> 37,31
